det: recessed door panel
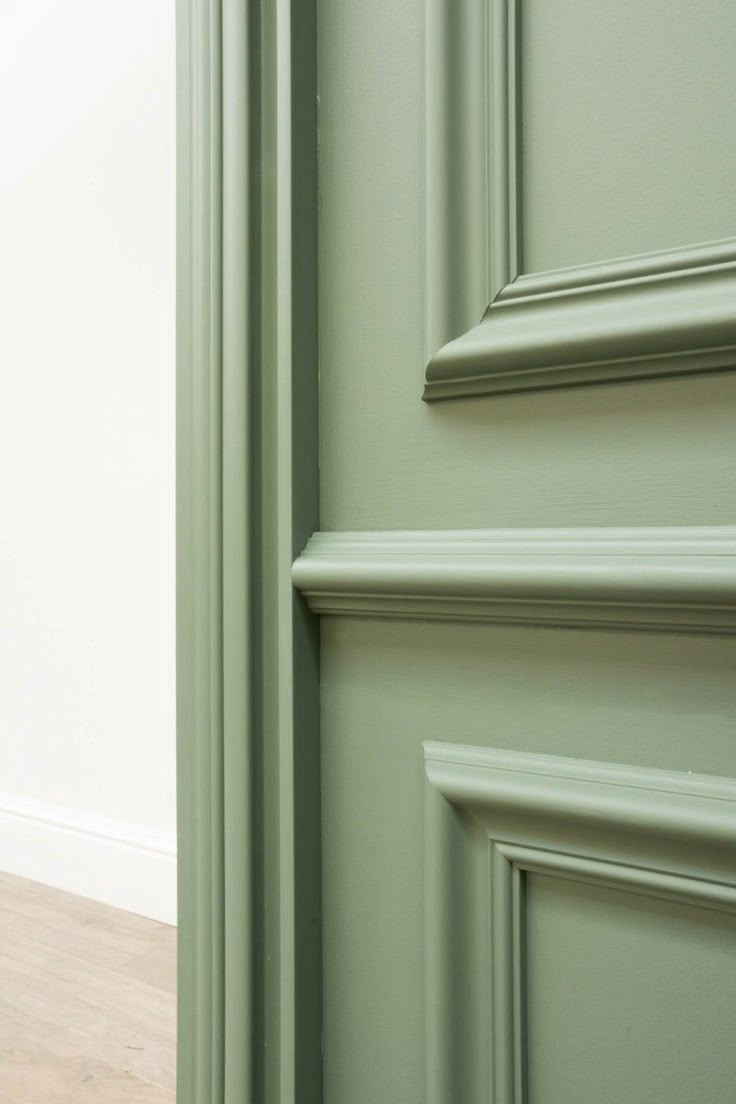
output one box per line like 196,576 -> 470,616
522,0 -> 736,271
526,875 -> 736,1104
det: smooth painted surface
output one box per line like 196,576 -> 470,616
317,2 -> 736,1100
424,237 -> 736,400
0,1 -> 175,920
526,876 -> 736,1104
317,0 -> 736,532
522,0 -> 736,272
176,1 -> 320,1100
294,526 -> 736,633
0,793 -> 175,926
423,741 -> 736,1101
422,2 -> 736,402
320,619 -> 736,1104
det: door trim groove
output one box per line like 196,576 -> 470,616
177,2 -> 320,1101
293,527 -> 736,633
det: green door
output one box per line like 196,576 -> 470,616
296,2 -> 736,1102
177,1 -> 736,1101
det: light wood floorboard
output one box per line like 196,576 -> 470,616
0,871 -> 176,1101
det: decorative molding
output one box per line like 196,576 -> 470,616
0,794 -> 176,925
424,237 -> 736,399
424,742 -> 736,1102
292,527 -> 736,634
423,0 -> 520,364
177,1 -> 320,1101
423,0 -> 736,400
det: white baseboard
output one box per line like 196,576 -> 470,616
0,793 -> 176,925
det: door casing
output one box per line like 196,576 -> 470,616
176,2 -> 321,1101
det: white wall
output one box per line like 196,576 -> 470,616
0,2 -> 176,924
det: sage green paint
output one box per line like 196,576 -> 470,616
317,0 -> 736,532
522,0 -> 736,272
316,3 -> 736,1100
422,3 -> 736,401
180,1 -> 736,1101
526,876 -> 736,1104
293,527 -> 736,633
424,238 -> 736,400
320,620 -> 736,1104
424,0 -> 518,362
177,1 -> 319,1101
424,742 -> 736,1101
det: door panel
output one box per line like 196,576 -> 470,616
317,0 -> 736,531
522,0 -> 736,270
527,877 -> 736,1104
317,620 -> 736,1103
308,2 -> 736,1102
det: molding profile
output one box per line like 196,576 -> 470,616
423,0 -> 736,400
423,0 -> 520,363
424,741 -> 736,1102
292,527 -> 736,634
177,1 -> 320,1101
424,238 -> 736,399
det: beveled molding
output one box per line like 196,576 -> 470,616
424,742 -> 736,1103
292,526 -> 736,634
423,0 -> 736,400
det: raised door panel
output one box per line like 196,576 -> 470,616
424,742 -> 736,1102
317,3 -> 736,534
526,877 -> 736,1104
522,0 -> 736,271
424,0 -> 736,399
311,2 -> 736,1103
317,620 -> 736,1104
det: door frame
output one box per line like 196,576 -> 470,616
176,2 -> 320,1101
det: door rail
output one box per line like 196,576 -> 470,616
293,527 -> 736,634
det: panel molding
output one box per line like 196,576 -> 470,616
423,0 -> 520,363
423,0 -> 736,400
292,527 -> 736,634
424,742 -> 736,1103
425,237 -> 736,399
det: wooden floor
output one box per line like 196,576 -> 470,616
0,871 -> 176,1102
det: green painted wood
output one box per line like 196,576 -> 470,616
293,527 -> 736,633
318,5 -> 736,534
521,0 -> 736,273
424,237 -> 736,400
176,3 -> 229,1099
424,0 -> 520,364
424,742 -> 736,1100
319,617 -> 736,1103
424,0 -> 519,365
176,1 -> 319,1101
423,1 -> 736,401
179,1 -> 736,1101
259,2 -> 321,1101
525,876 -> 736,1104
316,5 -> 736,1099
